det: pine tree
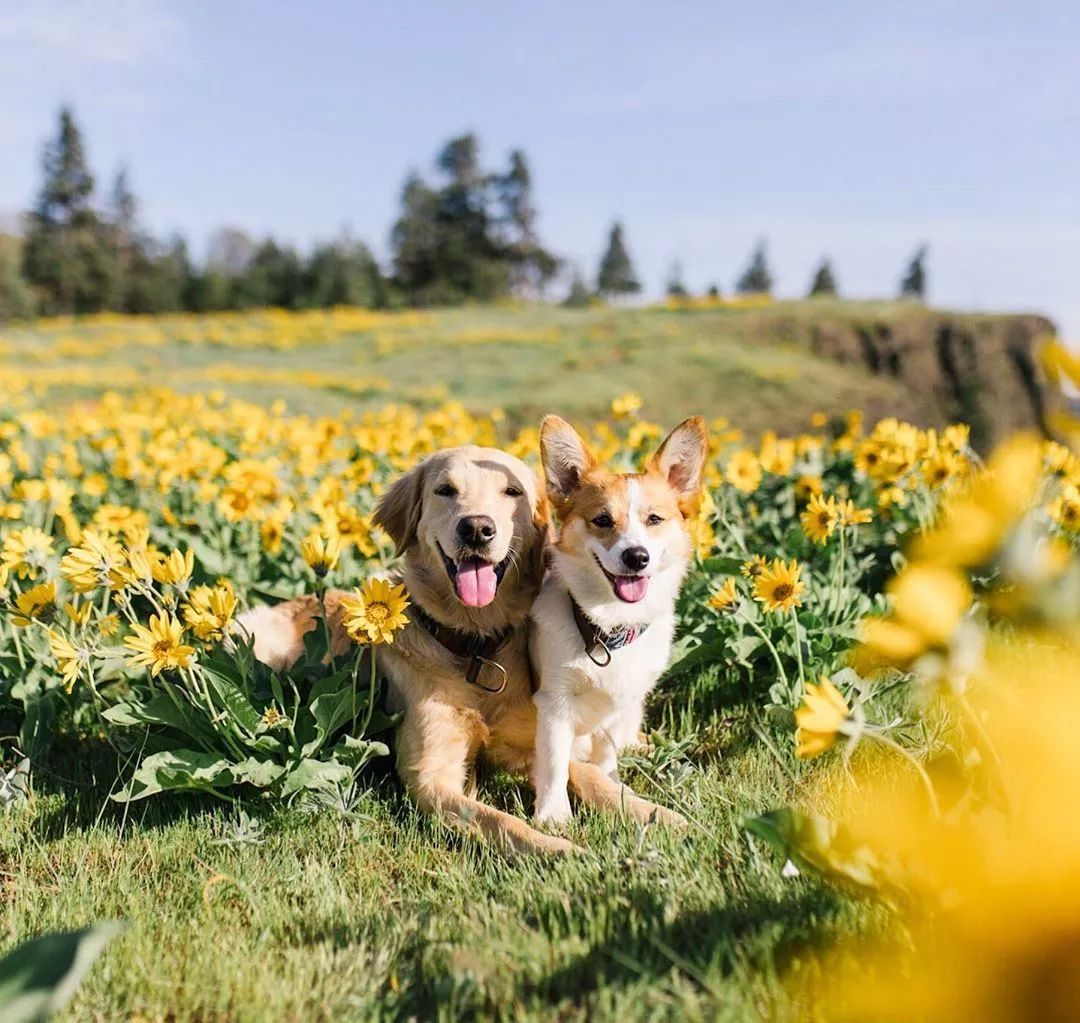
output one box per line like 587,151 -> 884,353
596,222 -> 640,299
22,106 -> 111,313
706,283 -> 721,300
665,260 -> 689,298
497,150 -> 559,299
0,235 -> 35,321
808,258 -> 838,297
562,266 -> 591,308
899,245 -> 928,300
735,239 -> 773,295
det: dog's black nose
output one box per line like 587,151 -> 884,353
457,515 -> 496,547
621,546 -> 650,572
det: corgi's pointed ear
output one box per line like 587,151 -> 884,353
650,417 -> 708,507
373,460 -> 427,555
540,415 -> 595,502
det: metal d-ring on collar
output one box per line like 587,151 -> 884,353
569,595 -> 649,668
413,604 -> 511,695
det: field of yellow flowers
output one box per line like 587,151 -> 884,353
2,307 -> 1080,1021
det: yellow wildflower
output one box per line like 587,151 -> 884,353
707,577 -> 739,612
795,676 -> 852,758
725,450 -> 762,493
183,584 -> 237,642
340,578 -> 410,645
300,531 -> 341,578
123,614 -> 195,677
611,392 -> 643,418
10,580 -> 57,627
801,494 -> 839,544
753,559 -> 806,613
1,526 -> 54,580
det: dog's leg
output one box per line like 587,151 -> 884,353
567,760 -> 687,829
532,692 -> 576,824
398,700 -> 579,856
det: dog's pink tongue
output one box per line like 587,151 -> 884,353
455,561 -> 498,607
614,575 -> 649,603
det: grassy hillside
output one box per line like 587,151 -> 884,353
1,300 -> 1055,440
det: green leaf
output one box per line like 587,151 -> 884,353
201,666 -> 262,735
699,556 -> 745,576
17,688 -> 60,762
299,668 -> 359,757
280,757 -> 353,798
332,735 -> 390,768
102,695 -> 215,746
0,922 -> 125,1023
228,758 -> 285,789
112,750 -> 234,803
665,638 -> 729,679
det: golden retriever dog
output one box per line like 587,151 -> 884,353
240,445 -> 614,855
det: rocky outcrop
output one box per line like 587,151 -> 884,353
744,307 -> 1060,450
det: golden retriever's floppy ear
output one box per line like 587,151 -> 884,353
540,415 -> 595,504
373,461 -> 426,555
649,417 -> 708,515
530,487 -> 552,582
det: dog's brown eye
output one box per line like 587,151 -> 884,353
591,513 -> 614,529
647,514 -> 664,526
434,483 -> 457,497
504,486 -> 523,498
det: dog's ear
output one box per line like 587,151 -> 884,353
373,461 -> 426,555
649,417 -> 708,515
540,416 -> 595,504
530,487 -> 552,582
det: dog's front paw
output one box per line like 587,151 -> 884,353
534,791 -> 573,826
649,805 -> 689,830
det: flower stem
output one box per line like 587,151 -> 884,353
866,731 -> 941,818
957,693 -> 1010,808
790,606 -> 805,695
738,608 -> 789,691
317,587 -> 336,672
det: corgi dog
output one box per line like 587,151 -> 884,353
530,415 -> 708,826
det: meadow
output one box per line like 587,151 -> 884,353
2,305 -> 1080,1022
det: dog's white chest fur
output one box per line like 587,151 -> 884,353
529,563 -> 678,823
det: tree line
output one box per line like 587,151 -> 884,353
0,107 -> 930,321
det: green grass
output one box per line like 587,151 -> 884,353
0,302 -> 914,1020
2,714 -> 874,1022
2,302 -> 930,436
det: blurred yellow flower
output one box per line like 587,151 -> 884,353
1,526 -> 54,580
725,449 -> 762,493
300,532 -> 341,578
794,676 -> 851,758
610,392 -> 643,418
707,577 -> 738,612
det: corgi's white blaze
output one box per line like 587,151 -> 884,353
586,480 -> 659,578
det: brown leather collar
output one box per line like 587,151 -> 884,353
412,604 -> 511,694
570,594 -> 649,667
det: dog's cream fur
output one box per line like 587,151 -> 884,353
529,416 -> 707,826
238,444 -> 671,854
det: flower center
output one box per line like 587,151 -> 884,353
773,583 -> 793,601
152,639 -> 174,658
366,602 -> 390,623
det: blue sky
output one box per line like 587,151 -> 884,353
2,1 -> 1078,332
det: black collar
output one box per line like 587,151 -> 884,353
569,594 -> 649,667
412,603 -> 511,694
